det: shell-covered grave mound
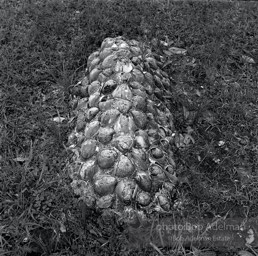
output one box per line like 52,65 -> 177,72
67,36 -> 181,224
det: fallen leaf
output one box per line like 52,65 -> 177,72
202,110 -> 216,125
196,89 -> 201,97
191,246 -> 200,256
59,222 -> 66,233
200,251 -> 217,256
245,228 -> 255,245
186,126 -> 194,134
163,50 -> 172,57
175,133 -> 185,148
13,156 -> 28,162
168,47 -> 187,55
242,55 -> 255,64
162,60 -> 173,68
238,250 -> 254,256
235,166 -> 252,185
184,134 -> 195,145
160,40 -> 168,47
218,141 -> 225,146
185,57 -> 196,67
183,106 -> 190,119
162,36 -> 174,47
151,38 -> 158,47
52,117 -> 66,123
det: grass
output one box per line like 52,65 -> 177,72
0,0 -> 258,255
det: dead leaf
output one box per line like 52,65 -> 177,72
242,55 -> 255,64
186,126 -> 194,134
183,134 -> 195,145
168,47 -> 187,55
13,156 -> 28,162
235,166 -> 252,185
162,60 -> 173,68
175,133 -> 185,148
151,38 -> 158,47
163,50 -> 172,57
202,110 -> 216,125
238,250 -> 254,256
160,40 -> 168,47
59,222 -> 66,233
196,89 -> 201,97
183,106 -> 190,119
52,117 -> 66,123
191,246 -> 200,256
185,57 -> 197,67
175,132 -> 195,148
218,141 -> 225,146
245,228 -> 255,245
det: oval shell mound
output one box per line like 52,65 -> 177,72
68,36 -> 179,221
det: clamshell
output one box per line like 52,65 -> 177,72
112,83 -> 132,101
89,67 -> 101,82
114,155 -> 135,178
99,47 -> 114,61
135,171 -> 152,192
80,140 -> 98,160
84,120 -> 100,139
112,135 -> 134,153
94,174 -> 117,196
96,194 -> 114,209
79,159 -> 97,180
102,80 -> 117,94
100,109 -> 120,127
112,99 -> 131,114
131,110 -> 147,129
97,148 -> 118,169
98,127 -> 115,144
136,191 -> 151,206
115,179 -> 136,203
88,81 -> 101,95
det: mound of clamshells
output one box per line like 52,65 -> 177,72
67,36 -> 180,224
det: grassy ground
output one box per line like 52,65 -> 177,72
0,0 -> 258,255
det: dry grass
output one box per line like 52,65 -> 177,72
0,0 -> 258,255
